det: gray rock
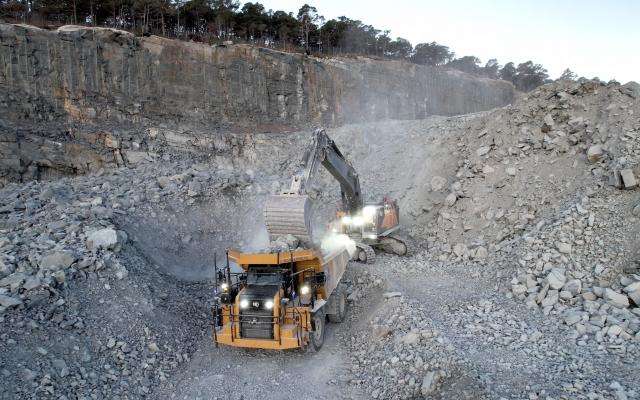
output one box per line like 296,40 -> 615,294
430,176 -> 447,192
402,331 -> 420,345
564,279 -> 582,295
0,259 -> 13,278
621,81 -> 640,98
590,315 -> 606,327
0,294 -> 23,308
87,228 -> 125,251
587,145 -> 604,163
511,284 -> 527,296
556,242 -> 572,254
473,246 -> 488,260
546,268 -> 567,290
604,288 -> 629,308
444,192 -> 457,207
383,292 -> 402,299
624,281 -> 640,294
157,176 -> 170,189
52,358 -> 69,378
188,180 -> 202,197
476,146 -> 491,157
541,290 -> 559,307
453,243 -> 468,257
421,370 -> 442,396
269,234 -> 300,252
620,169 -> 638,189
627,289 -> 640,306
563,309 -> 583,325
0,272 -> 27,290
23,276 -> 43,291
39,251 -> 75,270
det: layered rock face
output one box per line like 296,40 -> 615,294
0,23 -> 514,127
0,23 -> 515,184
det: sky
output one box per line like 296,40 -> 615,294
253,0 -> 640,83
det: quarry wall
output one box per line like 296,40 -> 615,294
0,23 -> 514,127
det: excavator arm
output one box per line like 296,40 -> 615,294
265,129 -> 362,244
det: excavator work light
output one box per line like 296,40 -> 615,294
362,205 -> 377,217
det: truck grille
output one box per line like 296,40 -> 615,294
240,307 -> 274,339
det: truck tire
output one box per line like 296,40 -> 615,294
309,311 -> 326,351
327,287 -> 347,323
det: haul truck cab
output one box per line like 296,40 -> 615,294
212,247 -> 350,351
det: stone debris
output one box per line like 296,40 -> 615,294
421,370 -> 443,396
39,251 -> 75,270
604,288 -> 630,309
86,228 -> 126,252
0,294 -> 22,308
546,268 -> 566,290
587,145 -> 605,163
620,169 -> 637,189
267,234 -> 302,252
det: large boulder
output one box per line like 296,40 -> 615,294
86,228 -> 127,252
0,294 -> 22,308
0,272 -> 27,291
604,288 -> 629,308
39,250 -> 75,270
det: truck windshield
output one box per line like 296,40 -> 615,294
246,272 -> 282,286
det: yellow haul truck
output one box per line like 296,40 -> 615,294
212,247 -> 350,351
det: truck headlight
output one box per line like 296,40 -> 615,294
239,299 -> 249,309
264,300 -> 274,310
341,216 -> 352,225
300,285 -> 310,295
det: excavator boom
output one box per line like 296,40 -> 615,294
264,129 -> 362,244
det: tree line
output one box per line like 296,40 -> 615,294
1,0 -> 576,91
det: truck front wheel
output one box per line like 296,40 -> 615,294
309,311 -> 326,351
327,288 -> 347,323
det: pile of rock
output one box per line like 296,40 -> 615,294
346,295 -> 455,399
267,234 -> 304,253
425,79 -> 640,259
509,195 -> 640,344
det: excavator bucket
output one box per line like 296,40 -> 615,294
264,194 -> 314,244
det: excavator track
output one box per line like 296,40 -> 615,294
264,194 -> 313,244
377,235 -> 408,256
354,242 -> 375,264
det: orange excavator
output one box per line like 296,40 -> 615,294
264,128 -> 407,263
